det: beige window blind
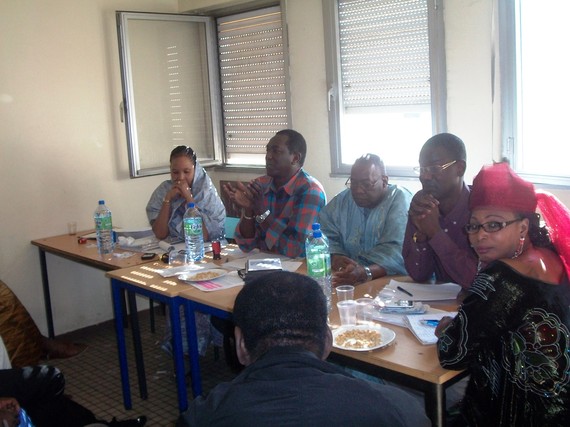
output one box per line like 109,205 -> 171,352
338,0 -> 431,109
217,5 -> 290,164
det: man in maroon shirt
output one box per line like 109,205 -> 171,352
402,133 -> 477,289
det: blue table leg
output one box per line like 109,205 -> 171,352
184,301 -> 203,397
127,291 -> 147,400
169,299 -> 189,412
111,279 -> 132,409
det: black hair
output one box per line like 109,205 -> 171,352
354,153 -> 386,175
523,212 -> 554,250
275,129 -> 307,166
169,146 -> 197,164
422,133 -> 467,162
233,271 -> 328,360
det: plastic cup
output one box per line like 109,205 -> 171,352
337,299 -> 357,326
355,298 -> 375,325
67,221 -> 77,235
336,285 -> 355,301
376,288 -> 396,306
169,250 -> 189,267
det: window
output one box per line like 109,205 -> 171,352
323,0 -> 446,176
496,0 -> 570,185
218,6 -> 290,166
117,5 -> 289,177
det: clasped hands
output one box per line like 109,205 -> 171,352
332,255 -> 366,286
168,179 -> 194,203
223,180 -> 265,216
408,190 -> 442,241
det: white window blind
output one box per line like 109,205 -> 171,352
217,6 -> 290,166
338,0 -> 431,109
324,0 -> 444,175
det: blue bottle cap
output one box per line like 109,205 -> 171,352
187,202 -> 195,208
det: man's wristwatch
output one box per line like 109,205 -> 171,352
363,265 -> 373,282
255,209 -> 271,224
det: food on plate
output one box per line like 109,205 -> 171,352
335,328 -> 382,350
190,271 -> 224,281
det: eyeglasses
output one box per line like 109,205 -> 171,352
464,218 -> 522,234
413,160 -> 457,175
345,177 -> 381,191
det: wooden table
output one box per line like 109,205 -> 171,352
107,263 -> 465,426
326,277 -> 467,427
31,232 -> 155,338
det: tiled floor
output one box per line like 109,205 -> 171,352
51,309 -> 236,426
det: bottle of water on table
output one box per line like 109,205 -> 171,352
305,223 -> 332,313
94,199 -> 114,256
184,202 -> 204,262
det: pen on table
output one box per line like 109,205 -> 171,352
421,319 -> 440,327
397,286 -> 413,297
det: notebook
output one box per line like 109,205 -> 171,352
404,312 -> 458,345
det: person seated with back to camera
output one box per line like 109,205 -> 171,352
223,129 -> 326,258
319,153 -> 411,286
176,271 -> 430,427
145,145 -> 226,357
402,133 -> 478,289
436,162 -> 570,426
0,336 -> 146,427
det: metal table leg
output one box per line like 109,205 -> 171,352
183,301 -> 203,398
112,279 -> 132,410
170,300 -> 189,412
127,291 -> 147,400
424,382 -> 446,427
38,248 -> 55,338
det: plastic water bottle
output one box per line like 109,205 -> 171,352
305,223 -> 332,313
183,202 -> 204,262
94,200 -> 114,255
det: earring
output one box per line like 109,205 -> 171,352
512,236 -> 526,259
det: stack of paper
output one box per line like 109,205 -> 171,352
385,279 -> 462,301
404,312 -> 457,345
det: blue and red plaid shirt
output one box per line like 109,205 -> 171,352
235,169 -> 326,258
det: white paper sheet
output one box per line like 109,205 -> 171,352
385,279 -> 462,301
405,312 -> 458,345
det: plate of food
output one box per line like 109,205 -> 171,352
332,324 -> 396,352
178,269 -> 228,282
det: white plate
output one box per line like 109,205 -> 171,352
178,269 -> 228,282
332,325 -> 396,352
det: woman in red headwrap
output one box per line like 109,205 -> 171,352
436,162 -> 570,426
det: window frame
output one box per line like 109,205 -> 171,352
117,11 -> 223,178
322,0 -> 447,177
116,2 -> 288,178
496,0 -> 570,186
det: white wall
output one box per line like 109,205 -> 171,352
2,0 -> 569,335
1,0 -> 179,334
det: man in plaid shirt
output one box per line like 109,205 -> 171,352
223,129 -> 326,258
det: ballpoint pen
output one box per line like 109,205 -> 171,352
421,319 -> 440,327
396,286 -> 413,297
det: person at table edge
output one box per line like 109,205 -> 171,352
319,153 -> 411,285
223,129 -> 326,258
146,145 -> 226,356
402,133 -> 477,288
436,162 -> 570,426
177,271 -> 430,427
146,145 -> 226,242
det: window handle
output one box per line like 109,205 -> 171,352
327,86 -> 335,112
